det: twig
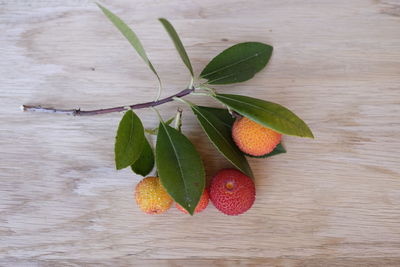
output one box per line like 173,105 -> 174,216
21,88 -> 195,116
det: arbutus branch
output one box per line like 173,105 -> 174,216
21,88 -> 194,116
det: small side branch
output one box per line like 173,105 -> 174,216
21,88 -> 194,116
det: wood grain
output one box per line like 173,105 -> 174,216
1,0 -> 400,265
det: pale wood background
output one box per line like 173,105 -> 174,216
1,0 -> 400,266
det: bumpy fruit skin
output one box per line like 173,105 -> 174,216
176,189 -> 209,214
232,117 -> 282,156
135,176 -> 173,215
209,169 -> 255,216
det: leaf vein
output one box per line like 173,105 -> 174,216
201,50 -> 267,78
217,95 -> 306,134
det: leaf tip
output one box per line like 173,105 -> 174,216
306,129 -> 315,139
95,2 -> 104,9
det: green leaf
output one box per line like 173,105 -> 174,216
192,106 -> 253,177
196,106 -> 236,128
156,122 -> 205,215
115,110 -> 145,170
131,138 -> 155,176
246,142 -> 287,158
97,3 -> 161,86
159,18 -> 194,77
215,94 -> 314,138
200,42 -> 273,84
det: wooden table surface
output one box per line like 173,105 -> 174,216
1,0 -> 400,266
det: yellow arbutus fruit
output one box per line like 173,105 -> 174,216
232,116 -> 281,157
135,176 -> 173,215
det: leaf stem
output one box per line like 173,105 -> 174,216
154,78 -> 163,102
21,87 -> 195,116
197,85 -> 217,96
172,96 -> 194,107
188,77 -> 194,89
151,107 -> 163,122
190,92 -> 213,97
